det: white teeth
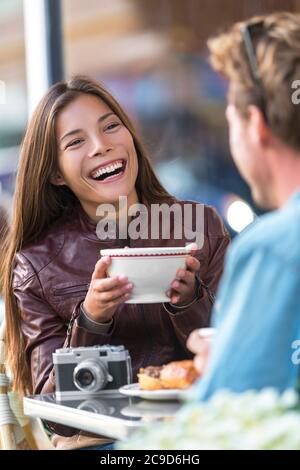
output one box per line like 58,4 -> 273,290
91,160 -> 124,179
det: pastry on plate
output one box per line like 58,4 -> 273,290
138,365 -> 163,390
138,360 -> 199,390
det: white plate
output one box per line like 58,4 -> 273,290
121,401 -> 181,418
119,383 -> 183,401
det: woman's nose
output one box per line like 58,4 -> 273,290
88,135 -> 113,158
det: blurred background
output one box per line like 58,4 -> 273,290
1,0 -> 300,246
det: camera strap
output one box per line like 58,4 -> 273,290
66,303 -> 81,347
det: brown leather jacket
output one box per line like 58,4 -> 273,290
13,200 -> 229,436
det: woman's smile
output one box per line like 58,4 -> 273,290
89,158 -> 127,184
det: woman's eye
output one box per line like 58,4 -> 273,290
66,139 -> 82,148
105,122 -> 121,131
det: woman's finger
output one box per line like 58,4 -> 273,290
105,291 -> 131,309
170,276 -> 197,304
91,275 -> 128,293
171,279 -> 189,295
92,256 -> 111,280
97,283 -> 133,303
175,257 -> 199,282
185,255 -> 200,273
174,269 -> 194,286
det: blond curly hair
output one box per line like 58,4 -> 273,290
208,12 -> 300,151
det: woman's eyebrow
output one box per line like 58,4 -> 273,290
60,112 -> 116,143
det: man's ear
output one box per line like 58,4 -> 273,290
248,105 -> 272,147
50,172 -> 66,186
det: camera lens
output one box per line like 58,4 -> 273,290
73,359 -> 109,393
76,369 -> 94,387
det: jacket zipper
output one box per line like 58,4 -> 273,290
53,283 -> 90,296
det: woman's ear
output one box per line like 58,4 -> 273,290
50,172 -> 66,186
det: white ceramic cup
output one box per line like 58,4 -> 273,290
100,245 -> 195,304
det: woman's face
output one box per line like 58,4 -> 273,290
55,93 -> 139,219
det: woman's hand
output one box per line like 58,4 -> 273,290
83,256 -> 133,323
167,244 -> 200,306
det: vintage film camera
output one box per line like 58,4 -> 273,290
53,345 -> 132,400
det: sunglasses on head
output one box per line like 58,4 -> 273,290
240,20 -> 268,121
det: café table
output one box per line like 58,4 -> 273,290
23,392 -> 182,440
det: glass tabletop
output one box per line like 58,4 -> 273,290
29,392 -> 181,420
24,392 -> 182,438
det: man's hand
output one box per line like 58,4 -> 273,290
187,328 -> 214,375
83,256 -> 133,323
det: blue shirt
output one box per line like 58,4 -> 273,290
195,191 -> 300,400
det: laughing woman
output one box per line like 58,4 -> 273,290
0,77 -> 229,449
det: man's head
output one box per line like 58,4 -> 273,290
208,12 -> 300,209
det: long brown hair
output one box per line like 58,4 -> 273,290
0,76 -> 173,394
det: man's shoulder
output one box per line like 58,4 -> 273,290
231,204 -> 300,266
